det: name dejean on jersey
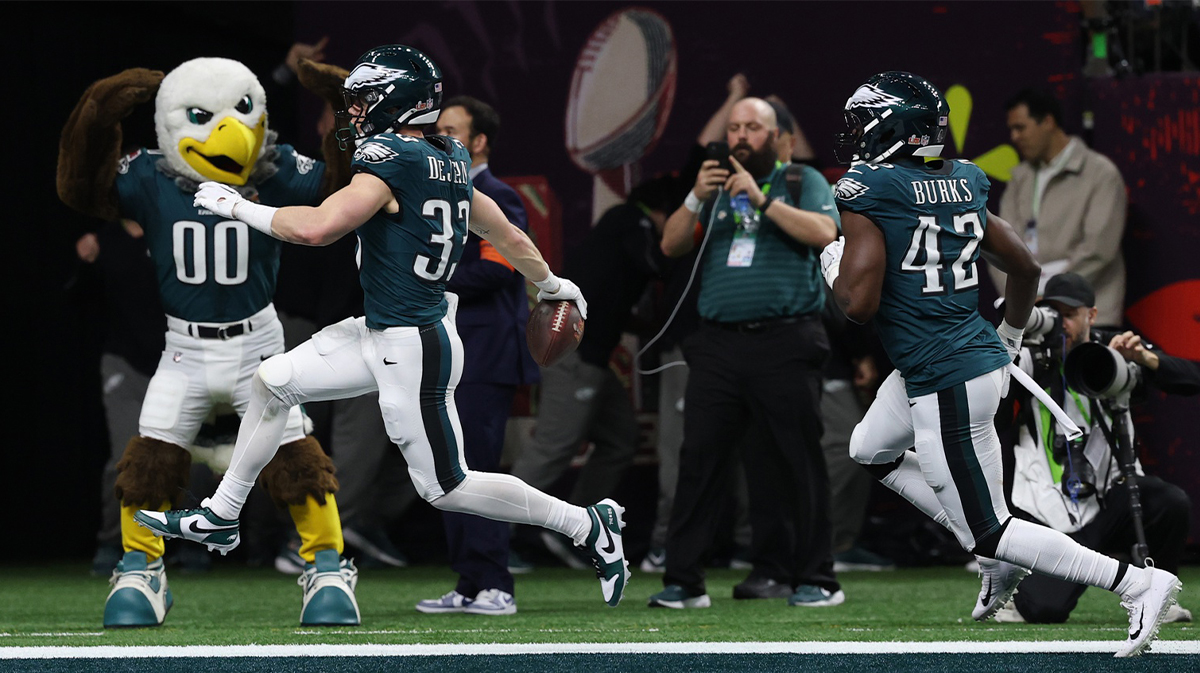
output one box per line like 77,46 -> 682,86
427,156 -> 469,186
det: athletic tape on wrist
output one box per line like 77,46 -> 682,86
233,200 -> 278,236
683,190 -> 702,213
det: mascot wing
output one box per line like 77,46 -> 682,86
57,68 -> 164,220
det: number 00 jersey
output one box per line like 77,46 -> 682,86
351,134 -> 474,329
834,159 -> 1009,396
115,145 -> 324,323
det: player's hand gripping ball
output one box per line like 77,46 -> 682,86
527,300 -> 585,367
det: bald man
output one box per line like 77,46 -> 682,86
651,97 -> 844,609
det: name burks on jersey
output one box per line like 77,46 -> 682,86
911,178 -> 974,205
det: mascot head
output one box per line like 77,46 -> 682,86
154,58 -> 269,186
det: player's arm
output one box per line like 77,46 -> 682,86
193,173 -> 392,246
469,190 -> 590,318
468,189 -> 550,282
828,211 -> 885,324
980,210 -> 1040,332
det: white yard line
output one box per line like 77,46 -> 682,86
1,640 -> 1199,658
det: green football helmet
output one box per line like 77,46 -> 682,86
835,71 -> 949,164
337,45 -> 443,144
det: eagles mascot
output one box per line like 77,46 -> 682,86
57,55 -> 358,628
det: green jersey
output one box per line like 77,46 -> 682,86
115,145 -> 324,323
834,158 -> 1009,396
697,163 -> 839,322
350,134 -> 473,329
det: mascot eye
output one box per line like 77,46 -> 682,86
187,108 -> 213,125
235,95 -> 253,114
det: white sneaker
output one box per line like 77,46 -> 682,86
640,548 -> 666,574
991,598 -> 1025,623
464,589 -> 517,616
415,590 -> 473,614
1163,602 -> 1192,623
972,558 -> 1031,621
1115,566 -> 1182,658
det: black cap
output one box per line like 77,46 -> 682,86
1042,272 -> 1095,308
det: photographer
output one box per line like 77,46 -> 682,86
997,272 -> 1197,624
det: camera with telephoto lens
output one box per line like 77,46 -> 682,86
1063,341 -> 1143,402
1023,305 -> 1061,342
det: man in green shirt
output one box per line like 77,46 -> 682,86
651,97 -> 842,608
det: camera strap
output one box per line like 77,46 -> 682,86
1089,398 -> 1118,506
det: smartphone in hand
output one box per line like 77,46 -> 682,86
705,141 -> 732,172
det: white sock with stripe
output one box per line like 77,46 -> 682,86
993,518 -> 1146,596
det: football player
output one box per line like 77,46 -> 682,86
821,71 -> 1180,657
137,45 -> 632,609
57,57 -> 359,628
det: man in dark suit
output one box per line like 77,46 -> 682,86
415,96 -> 540,615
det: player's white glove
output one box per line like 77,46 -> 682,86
534,273 -> 589,320
820,236 -> 845,289
996,320 -> 1023,363
194,181 -> 244,219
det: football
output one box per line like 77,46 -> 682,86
526,300 -> 585,367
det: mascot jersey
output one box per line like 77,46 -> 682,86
350,134 -> 473,329
834,158 -> 1009,397
115,145 -> 324,323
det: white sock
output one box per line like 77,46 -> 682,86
205,474 -> 254,521
433,471 -> 592,543
209,377 -> 291,519
994,518 -> 1146,595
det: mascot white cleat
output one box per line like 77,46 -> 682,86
1115,566 -> 1183,658
299,549 -> 361,626
580,498 -> 632,607
972,557 -> 1031,621
103,551 -> 173,628
133,500 -> 241,555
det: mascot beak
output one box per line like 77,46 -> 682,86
178,115 -> 267,186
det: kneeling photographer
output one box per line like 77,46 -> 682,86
997,272 -> 1198,624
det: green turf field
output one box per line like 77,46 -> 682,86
1,563 -> 1194,648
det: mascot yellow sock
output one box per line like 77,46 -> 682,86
289,494 -> 344,562
121,501 -> 171,561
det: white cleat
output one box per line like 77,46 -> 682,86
972,557 -> 1031,622
1115,566 -> 1183,658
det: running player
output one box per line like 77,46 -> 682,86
136,45 -> 631,609
821,71 -> 1180,657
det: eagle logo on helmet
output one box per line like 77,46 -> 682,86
845,84 -> 904,110
346,63 -> 409,90
834,177 -> 871,201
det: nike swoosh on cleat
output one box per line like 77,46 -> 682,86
601,526 -> 617,555
982,577 -> 993,606
383,358 -> 397,365
189,520 -> 238,535
1130,606 -> 1144,640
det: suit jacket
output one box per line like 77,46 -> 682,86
447,167 -> 540,386
991,137 -> 1128,326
